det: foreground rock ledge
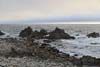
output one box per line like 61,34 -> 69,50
0,38 -> 77,67
0,57 -> 78,67
0,38 -> 100,67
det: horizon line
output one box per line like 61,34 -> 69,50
1,22 -> 100,24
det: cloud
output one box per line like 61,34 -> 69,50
0,0 -> 100,21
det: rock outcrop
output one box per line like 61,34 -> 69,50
19,26 -> 33,37
48,27 -> 75,39
87,32 -> 99,38
31,29 -> 48,39
19,27 -> 75,40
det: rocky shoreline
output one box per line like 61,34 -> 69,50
0,37 -> 77,67
0,26 -> 100,67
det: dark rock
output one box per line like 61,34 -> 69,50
0,31 -> 4,35
43,39 -> 55,43
76,34 -> 79,36
19,26 -> 33,37
47,47 -> 58,53
59,52 -> 70,58
0,65 -> 5,67
8,47 -> 33,57
87,32 -> 99,38
31,29 -> 48,39
67,56 -> 82,66
72,58 -> 82,66
39,29 -> 48,36
80,56 -> 97,66
48,27 -> 75,39
95,58 -> 100,65
31,30 -> 40,38
40,43 -> 50,48
74,54 -> 78,56
19,27 -> 75,40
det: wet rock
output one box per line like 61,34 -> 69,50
39,43 -> 50,48
48,27 -> 75,39
74,54 -> 78,56
43,39 -> 55,43
19,26 -> 33,37
87,32 -> 99,38
0,31 -> 4,36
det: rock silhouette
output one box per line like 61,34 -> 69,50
31,29 -> 48,39
48,27 -> 75,39
87,32 -> 99,38
19,26 -> 33,37
19,27 -> 75,39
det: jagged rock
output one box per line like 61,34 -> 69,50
31,30 -> 40,38
87,32 -> 99,38
31,29 -> 48,39
0,31 -> 4,36
48,27 -> 75,39
19,27 -> 75,39
19,26 -> 33,37
39,29 -> 48,36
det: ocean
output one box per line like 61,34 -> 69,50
0,24 -> 100,58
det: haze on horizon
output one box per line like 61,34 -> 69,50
0,0 -> 100,24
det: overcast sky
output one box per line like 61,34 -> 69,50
0,0 -> 100,23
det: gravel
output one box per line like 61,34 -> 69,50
0,57 -> 77,67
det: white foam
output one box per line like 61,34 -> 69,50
50,33 -> 100,58
0,31 -> 19,38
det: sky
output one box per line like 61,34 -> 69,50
0,0 -> 100,23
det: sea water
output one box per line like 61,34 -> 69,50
0,24 -> 100,58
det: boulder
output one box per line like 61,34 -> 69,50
48,27 -> 75,39
87,32 -> 99,38
0,30 -> 4,35
19,26 -> 33,37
